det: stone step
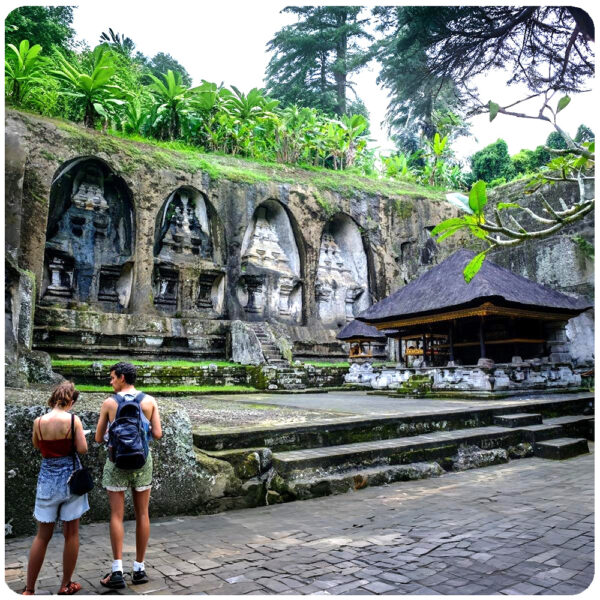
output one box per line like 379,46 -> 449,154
278,461 -> 445,500
544,415 -> 594,440
193,396 -> 594,452
534,437 -> 589,460
519,424 -> 564,443
493,413 -> 542,427
272,425 -> 524,476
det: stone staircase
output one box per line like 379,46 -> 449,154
193,395 -> 593,507
248,322 -> 289,366
269,412 -> 592,501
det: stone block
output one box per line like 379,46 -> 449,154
534,437 -> 589,460
493,413 -> 542,427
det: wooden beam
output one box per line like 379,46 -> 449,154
371,302 -> 572,330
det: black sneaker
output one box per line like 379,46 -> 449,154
131,570 -> 149,585
100,571 -> 126,589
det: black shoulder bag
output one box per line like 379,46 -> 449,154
68,413 -> 94,495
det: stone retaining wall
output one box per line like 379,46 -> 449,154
51,363 -> 349,390
5,395 -> 241,537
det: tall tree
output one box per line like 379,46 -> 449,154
139,52 -> 192,87
374,6 -> 464,146
5,5 -> 75,50
374,6 -> 593,123
265,6 -> 372,116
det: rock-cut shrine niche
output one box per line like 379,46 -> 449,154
153,187 -> 225,316
238,201 -> 303,323
316,214 -> 371,327
42,158 -> 135,311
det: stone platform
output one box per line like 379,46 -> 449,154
193,392 -> 593,504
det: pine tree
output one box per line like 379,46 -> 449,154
265,7 -> 372,116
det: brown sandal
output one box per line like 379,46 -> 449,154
58,581 -> 82,595
21,588 -> 35,595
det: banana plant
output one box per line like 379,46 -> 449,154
51,45 -> 125,128
5,40 -> 47,106
147,69 -> 208,140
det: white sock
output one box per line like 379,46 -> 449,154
133,560 -> 145,572
112,559 -> 123,573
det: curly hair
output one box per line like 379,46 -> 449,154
110,362 -> 137,384
48,381 -> 79,409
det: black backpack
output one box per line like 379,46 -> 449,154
108,392 -> 150,470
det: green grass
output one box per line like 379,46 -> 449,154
303,361 -> 350,368
76,384 -> 257,394
14,110 -> 448,201
51,358 -> 240,369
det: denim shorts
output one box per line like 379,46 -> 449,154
102,451 -> 153,492
34,456 -> 90,523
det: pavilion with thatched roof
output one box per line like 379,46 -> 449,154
337,319 -> 387,360
357,249 -> 592,367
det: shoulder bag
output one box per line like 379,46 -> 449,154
67,413 -> 94,495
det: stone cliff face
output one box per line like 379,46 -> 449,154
5,110 -> 467,366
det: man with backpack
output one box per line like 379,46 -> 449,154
94,362 -> 162,589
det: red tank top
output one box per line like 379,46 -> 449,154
37,419 -> 73,458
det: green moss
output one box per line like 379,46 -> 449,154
394,198 -> 414,219
76,384 -> 257,393
304,361 -> 350,368
51,358 -> 238,368
247,365 -> 269,390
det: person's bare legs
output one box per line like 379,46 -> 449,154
132,489 -> 151,563
108,491 -> 125,561
61,519 -> 80,587
100,491 -> 125,585
26,522 -> 55,591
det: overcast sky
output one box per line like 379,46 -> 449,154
66,1 -> 596,163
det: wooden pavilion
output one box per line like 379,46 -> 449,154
357,249 -> 592,366
337,319 -> 387,360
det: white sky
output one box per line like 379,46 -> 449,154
63,1 -> 597,163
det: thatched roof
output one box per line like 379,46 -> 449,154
337,319 -> 387,340
358,249 -> 592,324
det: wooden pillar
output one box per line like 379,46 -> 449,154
448,322 -> 455,362
479,317 -> 486,359
422,333 -> 428,366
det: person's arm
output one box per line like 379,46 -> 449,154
149,396 -> 162,440
74,415 -> 88,454
94,400 -> 110,443
32,417 -> 40,449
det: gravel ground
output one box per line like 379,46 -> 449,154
5,388 -> 350,431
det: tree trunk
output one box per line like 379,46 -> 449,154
334,11 -> 348,116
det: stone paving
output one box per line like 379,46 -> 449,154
5,447 -> 594,595
226,390 -> 592,417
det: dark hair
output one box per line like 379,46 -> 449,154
48,381 -> 78,408
110,362 -> 137,384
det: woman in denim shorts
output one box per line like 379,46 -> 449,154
23,382 -> 90,595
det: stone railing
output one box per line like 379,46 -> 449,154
345,361 -> 584,393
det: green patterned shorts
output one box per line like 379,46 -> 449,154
102,452 -> 153,492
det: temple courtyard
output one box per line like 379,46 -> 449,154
5,391 -> 594,595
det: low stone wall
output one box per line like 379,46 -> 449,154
52,363 -> 349,391
4,393 -> 242,537
54,363 -> 251,388
353,363 -> 584,393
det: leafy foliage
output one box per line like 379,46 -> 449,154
470,139 -> 515,184
50,44 -> 126,128
5,40 -> 48,105
5,6 -> 75,50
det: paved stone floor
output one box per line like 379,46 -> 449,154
5,448 -> 594,595
229,390 -> 592,416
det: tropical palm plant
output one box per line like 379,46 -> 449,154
50,44 -> 125,128
5,40 -> 47,106
147,69 -> 199,140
